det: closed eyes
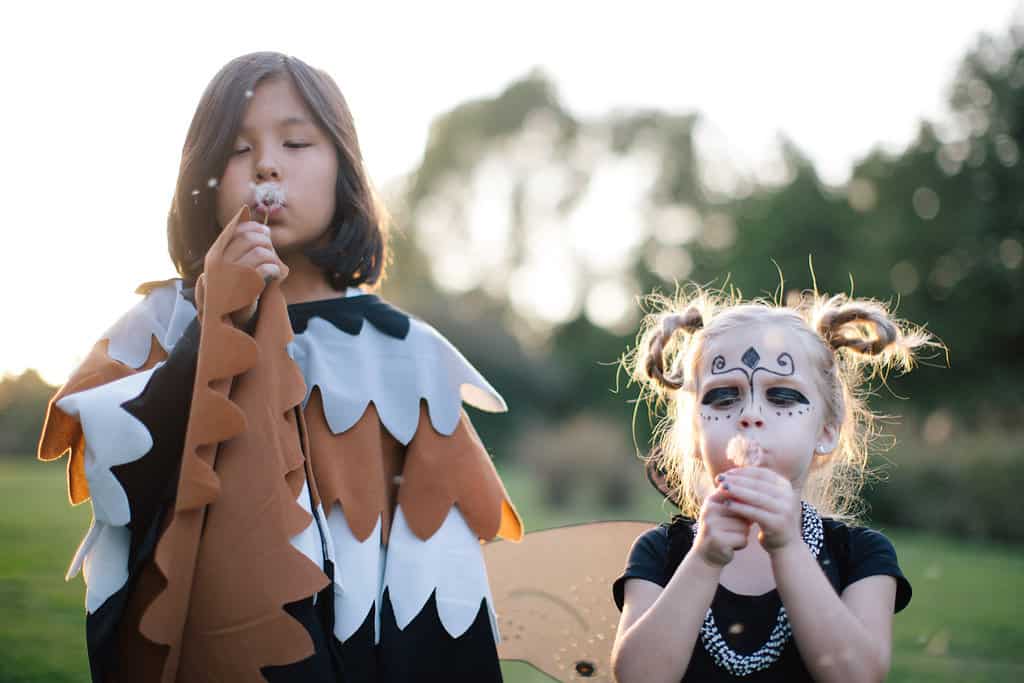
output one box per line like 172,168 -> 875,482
766,387 -> 810,406
232,141 -> 311,155
701,387 -> 740,407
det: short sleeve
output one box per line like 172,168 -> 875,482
845,527 -> 913,613
612,526 -> 670,611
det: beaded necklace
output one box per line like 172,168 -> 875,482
694,501 -> 823,676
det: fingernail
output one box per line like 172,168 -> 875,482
723,499 -> 731,506
716,474 -> 725,482
723,483 -> 730,491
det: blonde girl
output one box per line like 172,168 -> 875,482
611,288 -> 932,682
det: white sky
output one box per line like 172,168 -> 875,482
3,0 -> 1020,384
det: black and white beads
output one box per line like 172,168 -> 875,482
695,501 -> 823,676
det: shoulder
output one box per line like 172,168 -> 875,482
102,279 -> 197,369
612,524 -> 672,610
287,293 -> 506,443
823,519 -> 912,613
631,524 -> 671,562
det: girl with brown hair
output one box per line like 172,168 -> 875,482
39,52 -> 521,683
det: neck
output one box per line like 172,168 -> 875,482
278,252 -> 344,305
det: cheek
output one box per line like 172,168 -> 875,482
695,409 -> 738,454
216,164 -> 249,225
766,404 -> 813,420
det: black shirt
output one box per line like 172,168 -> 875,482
612,517 -> 912,682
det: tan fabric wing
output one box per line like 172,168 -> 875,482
400,402 -> 523,542
484,521 -> 653,682
136,206 -> 329,683
306,398 -> 522,545
304,394 -> 394,542
37,336 -> 168,504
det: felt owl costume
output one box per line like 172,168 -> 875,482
39,208 -> 523,682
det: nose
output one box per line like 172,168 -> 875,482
255,159 -> 280,182
738,414 -> 764,429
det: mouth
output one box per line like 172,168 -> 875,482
727,435 -> 766,467
249,182 -> 288,223
252,202 -> 285,223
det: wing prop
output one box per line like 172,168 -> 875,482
485,521 -> 653,682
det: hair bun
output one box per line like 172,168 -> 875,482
645,308 -> 704,390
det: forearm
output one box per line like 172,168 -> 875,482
612,553 -> 720,683
772,545 -> 888,682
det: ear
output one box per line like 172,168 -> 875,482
816,423 -> 839,456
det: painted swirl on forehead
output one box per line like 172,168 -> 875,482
710,346 -> 795,405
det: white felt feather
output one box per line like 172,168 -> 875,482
383,505 -> 499,642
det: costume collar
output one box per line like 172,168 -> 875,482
288,294 -> 411,340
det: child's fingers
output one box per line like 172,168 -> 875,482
719,481 -> 784,513
722,466 -> 787,487
721,499 -> 776,530
235,246 -> 282,280
223,224 -> 274,264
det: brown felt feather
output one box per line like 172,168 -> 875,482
135,205 -> 329,682
38,336 -> 168,504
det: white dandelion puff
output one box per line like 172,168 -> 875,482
726,435 -> 763,468
252,182 -> 286,224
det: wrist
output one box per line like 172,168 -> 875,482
767,537 -> 808,565
686,549 -> 728,580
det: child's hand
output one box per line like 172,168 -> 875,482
716,467 -> 801,553
215,219 -> 288,326
693,489 -> 752,567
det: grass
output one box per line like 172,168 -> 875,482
2,458 -> 1022,682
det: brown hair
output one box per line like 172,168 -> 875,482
167,52 -> 389,289
628,285 -> 936,522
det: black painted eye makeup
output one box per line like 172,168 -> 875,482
766,387 -> 810,405
701,386 -> 740,406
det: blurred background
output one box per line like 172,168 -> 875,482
2,2 -> 1023,681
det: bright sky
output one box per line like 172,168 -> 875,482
3,0 -> 1020,384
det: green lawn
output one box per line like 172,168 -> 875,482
2,459 -> 1022,682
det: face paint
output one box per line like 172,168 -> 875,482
701,387 -> 740,406
766,387 -> 810,405
710,346 -> 795,407
695,325 -> 830,484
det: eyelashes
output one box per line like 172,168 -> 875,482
700,386 -> 810,407
231,142 -> 311,155
701,387 -> 739,406
767,387 -> 810,405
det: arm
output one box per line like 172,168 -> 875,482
611,553 -> 720,683
611,490 -> 747,683
722,468 -> 895,683
772,543 -> 895,681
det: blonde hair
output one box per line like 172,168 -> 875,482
627,285 -> 935,522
